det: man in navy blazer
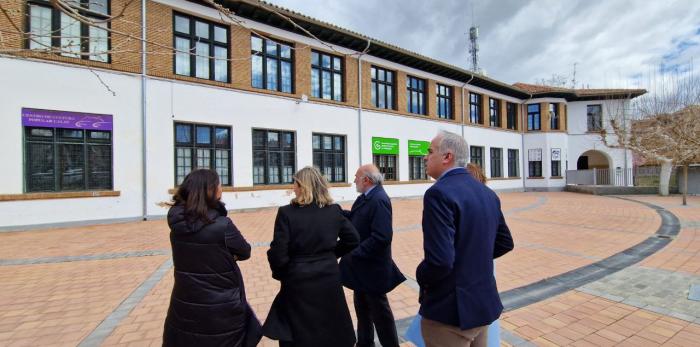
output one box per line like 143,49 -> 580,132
339,164 -> 406,347
417,130 -> 514,347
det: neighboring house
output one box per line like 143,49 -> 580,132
0,0 -> 644,229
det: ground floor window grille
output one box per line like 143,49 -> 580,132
373,154 -> 397,181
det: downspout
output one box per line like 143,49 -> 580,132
623,92 -> 631,186
357,39 -> 371,166
460,74 -> 475,138
521,93 -> 533,191
141,0 -> 148,220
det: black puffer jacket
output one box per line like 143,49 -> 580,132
163,202 -> 258,347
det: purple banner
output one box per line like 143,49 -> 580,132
21,108 -> 113,131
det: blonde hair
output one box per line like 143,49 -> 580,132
466,162 -> 487,184
291,166 -> 334,207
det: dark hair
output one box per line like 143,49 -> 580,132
171,169 -> 221,224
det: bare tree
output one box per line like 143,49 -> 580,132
602,70 -> 700,204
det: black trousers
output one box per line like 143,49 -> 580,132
353,291 -> 399,347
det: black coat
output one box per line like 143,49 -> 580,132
339,185 -> 406,294
163,202 -> 261,347
263,203 -> 360,347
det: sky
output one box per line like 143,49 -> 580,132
265,0 -> 700,90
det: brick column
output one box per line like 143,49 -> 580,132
396,71 -> 407,113
427,79 -> 437,118
231,26 -> 251,90
293,43 -> 310,98
541,102 -> 550,131
499,99 -> 507,129
345,57 -> 359,106
454,86 -> 463,123
481,94 -> 489,126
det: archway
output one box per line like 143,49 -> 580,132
577,150 -> 610,170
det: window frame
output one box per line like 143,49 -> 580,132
252,128 -> 296,185
311,50 -> 343,101
550,103 -> 559,130
527,104 -> 541,131
490,147 -> 503,178
370,66 -> 396,110
506,102 -> 517,130
528,148 -> 543,178
251,35 -> 295,93
409,155 -> 427,180
406,75 -> 426,115
436,83 -> 453,119
489,98 -> 501,127
23,126 -> 114,192
469,92 -> 482,124
312,132 -> 346,183
173,122 -> 233,186
507,149 -> 519,178
26,0 -> 112,63
372,154 -> 397,181
470,145 -> 484,168
172,12 -> 230,83
587,104 -> 603,131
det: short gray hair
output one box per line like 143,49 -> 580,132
436,130 -> 468,167
361,165 -> 384,185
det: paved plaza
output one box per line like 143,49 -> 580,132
0,192 -> 699,346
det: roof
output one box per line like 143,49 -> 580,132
210,0 -> 645,101
513,83 -> 646,101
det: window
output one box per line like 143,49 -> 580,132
550,103 -> 559,130
508,149 -> 519,177
373,154 -> 396,181
469,92 -> 482,124
371,66 -> 395,109
251,35 -> 293,93
528,148 -> 542,178
527,104 -> 541,130
311,51 -> 342,101
252,129 -> 295,185
506,102 -> 517,130
587,105 -> 602,131
312,133 -> 345,183
551,148 -> 561,177
28,0 -> 110,62
24,127 -> 112,192
406,76 -> 426,115
409,156 -> 426,180
470,146 -> 484,168
174,123 -> 232,186
173,13 -> 229,82
490,148 -> 502,178
489,98 -> 501,127
436,84 -> 453,119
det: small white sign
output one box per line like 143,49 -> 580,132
551,148 -> 561,161
528,148 -> 542,161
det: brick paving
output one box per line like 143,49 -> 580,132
0,192 -> 697,346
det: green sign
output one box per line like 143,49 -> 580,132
408,140 -> 430,156
371,137 -> 399,155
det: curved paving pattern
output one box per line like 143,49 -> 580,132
0,193 -> 697,347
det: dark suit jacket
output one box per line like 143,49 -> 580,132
417,167 -> 514,330
339,185 -> 406,294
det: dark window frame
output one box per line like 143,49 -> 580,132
311,50 -> 343,101
469,92 -> 482,124
26,0 -> 112,63
173,122 -> 233,186
528,148 -> 543,178
489,98 -> 501,127
436,83 -> 453,119
252,128 -> 296,185
506,102 -> 517,130
490,147 -> 502,178
251,35 -> 295,93
409,155 -> 427,180
527,104 -> 541,131
172,12 -> 230,83
508,149 -> 519,177
550,103 -> 559,130
551,159 -> 561,177
406,75 -> 426,115
372,154 -> 397,181
23,126 -> 113,192
587,104 -> 603,131
370,66 -> 396,110
470,145 -> 484,168
312,132 -> 346,183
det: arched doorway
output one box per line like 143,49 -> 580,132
577,150 -> 610,170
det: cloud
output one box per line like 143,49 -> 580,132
266,0 -> 700,90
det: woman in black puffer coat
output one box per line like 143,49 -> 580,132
163,169 -> 261,347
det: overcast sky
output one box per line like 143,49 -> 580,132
265,0 -> 700,90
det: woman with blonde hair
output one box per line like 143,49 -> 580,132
263,166 -> 360,347
466,162 -> 487,184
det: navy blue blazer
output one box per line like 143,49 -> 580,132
417,167 -> 514,330
339,185 -> 406,294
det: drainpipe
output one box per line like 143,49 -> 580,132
460,74 -> 475,138
521,93 -> 533,191
141,0 -> 148,220
623,92 -> 631,186
357,39 -> 370,166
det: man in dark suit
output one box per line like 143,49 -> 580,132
417,130 -> 514,347
339,164 -> 406,347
